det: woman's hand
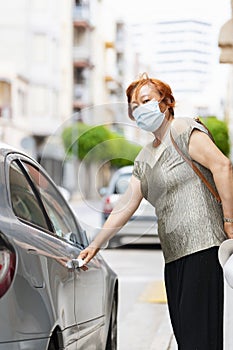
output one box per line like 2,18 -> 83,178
78,245 -> 100,270
77,175 -> 143,271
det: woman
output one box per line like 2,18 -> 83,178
78,74 -> 233,349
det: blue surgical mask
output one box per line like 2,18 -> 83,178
132,100 -> 165,132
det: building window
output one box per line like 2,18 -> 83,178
75,0 -> 89,6
74,67 -> 85,84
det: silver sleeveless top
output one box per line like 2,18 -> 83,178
133,117 -> 226,263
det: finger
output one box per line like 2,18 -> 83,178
78,247 -> 97,264
81,265 -> 88,271
83,255 -> 92,264
78,251 -> 88,260
56,258 -> 69,267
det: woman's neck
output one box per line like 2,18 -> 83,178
152,113 -> 174,147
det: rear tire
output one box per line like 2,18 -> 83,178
106,295 -> 118,350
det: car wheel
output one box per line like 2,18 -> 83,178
105,295 -> 118,350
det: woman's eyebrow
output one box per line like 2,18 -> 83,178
131,94 -> 150,104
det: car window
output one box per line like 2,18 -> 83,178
114,174 -> 131,194
9,161 -> 51,231
21,161 -> 80,240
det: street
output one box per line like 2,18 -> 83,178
101,247 -> 176,350
70,197 -> 177,350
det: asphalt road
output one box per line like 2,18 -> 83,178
101,247 -> 176,350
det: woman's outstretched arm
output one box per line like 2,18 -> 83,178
78,174 -> 143,265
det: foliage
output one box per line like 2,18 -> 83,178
62,122 -> 142,167
199,116 -> 230,157
109,137 -> 142,167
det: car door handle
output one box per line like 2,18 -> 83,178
66,258 -> 85,269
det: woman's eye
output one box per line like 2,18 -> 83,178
142,99 -> 150,104
131,105 -> 138,111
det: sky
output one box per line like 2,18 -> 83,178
111,0 -> 231,26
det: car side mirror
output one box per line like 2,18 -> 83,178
64,232 -> 79,245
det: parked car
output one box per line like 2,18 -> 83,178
100,166 -> 159,247
0,142 -> 118,350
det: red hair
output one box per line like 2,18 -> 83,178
126,73 -> 175,119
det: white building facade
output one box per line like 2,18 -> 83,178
0,0 -> 74,184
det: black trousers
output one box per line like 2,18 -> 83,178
165,247 -> 224,350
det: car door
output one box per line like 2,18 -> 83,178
7,155 -> 81,348
22,160 -> 106,345
73,255 -> 106,348
12,156 -> 106,346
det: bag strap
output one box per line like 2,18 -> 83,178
170,119 -> 222,204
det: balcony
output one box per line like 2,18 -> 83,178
73,6 -> 93,29
73,47 -> 93,68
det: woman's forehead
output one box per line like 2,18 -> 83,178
138,84 -> 152,95
131,83 -> 159,101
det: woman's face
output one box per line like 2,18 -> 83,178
130,84 -> 161,115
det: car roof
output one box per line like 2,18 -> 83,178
107,166 -> 133,193
0,142 -> 40,168
114,165 -> 133,175
0,142 -> 22,154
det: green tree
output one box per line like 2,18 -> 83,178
62,122 -> 141,167
200,116 -> 230,157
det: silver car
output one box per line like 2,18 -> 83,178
0,143 -> 118,350
101,166 -> 159,247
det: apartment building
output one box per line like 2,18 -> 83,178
72,0 -> 93,119
128,18 -> 227,118
0,0 -> 73,185
0,0 -> 135,194
71,0 -> 133,197
73,0 -> 128,128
